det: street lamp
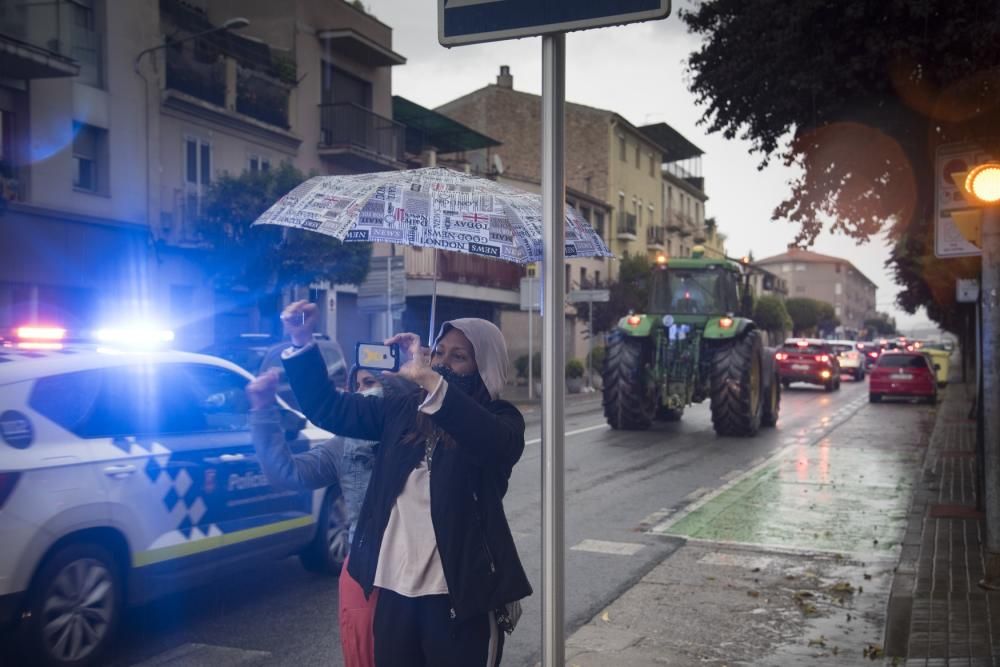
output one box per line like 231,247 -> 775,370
133,17 -> 250,234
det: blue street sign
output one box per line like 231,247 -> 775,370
439,0 -> 670,46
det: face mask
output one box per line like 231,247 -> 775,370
433,364 -> 486,398
359,386 -> 383,398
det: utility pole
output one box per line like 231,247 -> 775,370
981,206 -> 1000,587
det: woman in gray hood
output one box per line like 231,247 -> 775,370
250,304 -> 532,667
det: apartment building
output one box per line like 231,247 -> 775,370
756,247 -> 877,335
0,0 -> 411,355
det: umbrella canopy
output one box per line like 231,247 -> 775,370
252,167 -> 612,264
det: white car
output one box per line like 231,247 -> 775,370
827,340 -> 866,381
0,343 -> 347,666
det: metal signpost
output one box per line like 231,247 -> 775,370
521,272 -> 542,399
935,143 -> 988,258
568,289 -> 610,388
439,3 -> 670,664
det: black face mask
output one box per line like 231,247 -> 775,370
433,364 -> 489,402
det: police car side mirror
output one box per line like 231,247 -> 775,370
279,408 -> 307,441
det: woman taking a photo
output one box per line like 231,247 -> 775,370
248,301 -> 531,667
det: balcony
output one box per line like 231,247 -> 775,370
646,225 -> 666,248
616,212 -> 637,239
237,66 -> 291,129
665,210 -> 685,233
319,103 -> 405,171
404,246 -> 521,291
165,43 -> 225,107
0,0 -> 80,78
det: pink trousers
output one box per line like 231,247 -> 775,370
339,556 -> 379,667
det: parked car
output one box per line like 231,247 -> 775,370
775,339 -> 841,391
869,351 -> 938,403
0,334 -> 349,667
827,340 -> 866,381
199,332 -> 280,375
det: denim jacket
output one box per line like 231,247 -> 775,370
249,406 -> 375,544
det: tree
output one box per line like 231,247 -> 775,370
574,255 -> 651,334
753,295 -> 792,337
784,298 -> 823,336
681,1 -> 996,332
195,163 -> 372,292
864,313 -> 898,337
816,301 -> 841,337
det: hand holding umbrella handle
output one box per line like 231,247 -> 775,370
281,300 -> 317,347
385,332 -> 438,391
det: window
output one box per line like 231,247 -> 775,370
565,263 -> 571,293
796,285 -> 806,293
73,122 -> 107,194
795,263 -> 807,271
618,135 -> 626,161
835,305 -> 842,316
248,154 -> 271,173
781,263 -> 791,273
580,267 -> 587,288
593,210 -> 604,239
835,263 -> 842,273
578,205 -> 591,223
185,137 -> 212,219
634,144 -> 640,169
594,270 -> 601,287
648,154 -> 655,177
835,283 -> 843,295
32,364 -> 252,438
70,0 -> 102,87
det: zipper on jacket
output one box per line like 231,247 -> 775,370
472,491 -> 496,573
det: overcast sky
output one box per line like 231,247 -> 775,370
369,0 -> 931,330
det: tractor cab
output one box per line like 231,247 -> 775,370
648,250 -> 744,319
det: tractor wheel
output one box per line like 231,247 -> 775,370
761,371 -> 781,427
709,331 -> 764,437
602,331 -> 655,430
656,405 -> 684,422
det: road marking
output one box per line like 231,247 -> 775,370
132,643 -> 271,666
571,539 -> 645,556
525,422 -> 607,446
682,487 -> 712,502
636,507 -> 674,531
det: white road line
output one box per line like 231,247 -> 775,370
636,507 -> 674,530
525,422 -> 607,446
720,469 -> 744,482
571,539 -> 646,556
682,486 -> 712,502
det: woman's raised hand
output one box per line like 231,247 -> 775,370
281,300 -> 318,347
385,332 -> 437,391
246,368 -> 281,410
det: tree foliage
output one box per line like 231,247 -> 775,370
681,1 -> 998,331
574,255 -> 651,333
784,297 -> 822,336
196,163 -> 372,291
752,295 -> 792,336
864,312 -> 899,337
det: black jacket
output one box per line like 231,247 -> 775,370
284,345 -> 533,620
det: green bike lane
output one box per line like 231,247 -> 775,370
566,387 -> 937,666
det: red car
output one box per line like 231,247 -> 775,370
869,351 -> 938,403
775,339 -> 841,391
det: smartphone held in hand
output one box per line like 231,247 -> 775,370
357,342 -> 400,372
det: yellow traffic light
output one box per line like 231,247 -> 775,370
965,163 -> 1000,204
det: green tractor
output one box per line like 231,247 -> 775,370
602,248 -> 780,436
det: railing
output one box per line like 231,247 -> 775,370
165,44 -> 225,107
237,66 -> 290,128
0,0 -> 74,59
319,103 -> 405,162
403,246 -> 521,290
616,212 -> 637,237
647,225 -> 666,246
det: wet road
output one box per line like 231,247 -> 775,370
102,379 -> 871,666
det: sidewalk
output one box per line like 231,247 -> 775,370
561,376 -> 993,665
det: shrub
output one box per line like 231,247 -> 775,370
514,354 -> 529,378
587,345 -> 606,371
565,358 -> 585,379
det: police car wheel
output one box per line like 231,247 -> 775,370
22,543 -> 122,667
300,491 -> 350,575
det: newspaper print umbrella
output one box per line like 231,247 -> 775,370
252,167 -> 612,263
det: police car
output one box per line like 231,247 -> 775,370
0,327 -> 349,666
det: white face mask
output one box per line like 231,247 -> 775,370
359,386 -> 383,398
